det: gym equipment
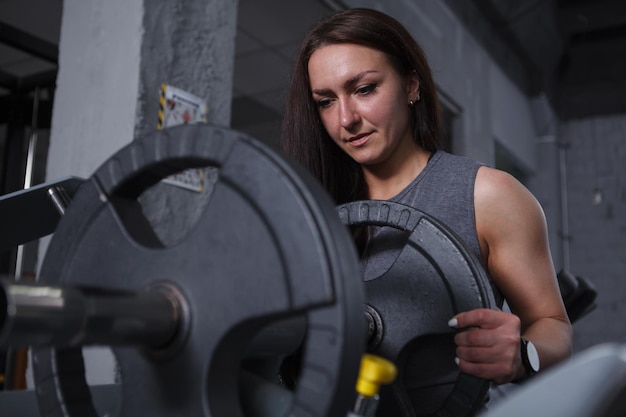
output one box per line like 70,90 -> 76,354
0,124 -> 496,417
338,201 -> 496,417
556,269 -> 597,323
0,177 -> 84,250
349,354 -> 397,417
2,124 -> 366,417
480,343 -> 626,417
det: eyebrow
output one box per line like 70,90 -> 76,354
311,70 -> 379,95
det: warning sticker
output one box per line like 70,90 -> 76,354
157,84 -> 209,192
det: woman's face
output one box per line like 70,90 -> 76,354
308,43 -> 419,168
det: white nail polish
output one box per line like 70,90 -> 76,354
448,318 -> 458,328
455,357 -> 460,366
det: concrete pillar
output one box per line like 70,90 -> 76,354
48,0 -> 237,180
35,0 -> 238,386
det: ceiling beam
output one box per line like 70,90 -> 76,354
557,0 -> 626,36
0,22 -> 58,64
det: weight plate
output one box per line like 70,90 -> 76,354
33,124 -> 365,417
337,200 -> 497,417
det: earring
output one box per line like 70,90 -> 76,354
409,100 -> 415,107
417,92 -> 421,101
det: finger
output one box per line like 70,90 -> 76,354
455,342 -> 517,364
456,345 -> 497,363
454,327 -> 501,348
449,308 -> 516,330
455,357 -> 515,384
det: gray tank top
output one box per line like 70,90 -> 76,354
361,150 -> 501,415
393,150 -> 482,259
362,150 -> 501,299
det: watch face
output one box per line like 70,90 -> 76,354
526,339 -> 540,372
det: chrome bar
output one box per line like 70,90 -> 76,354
46,185 -> 72,215
0,279 -> 180,349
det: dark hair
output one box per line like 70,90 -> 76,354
281,8 -> 442,204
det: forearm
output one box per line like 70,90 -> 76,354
518,316 -> 573,379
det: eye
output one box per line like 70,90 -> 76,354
356,84 -> 377,95
316,98 -> 333,109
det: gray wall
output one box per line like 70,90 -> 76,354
560,116 -> 626,351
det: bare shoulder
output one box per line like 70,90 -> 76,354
474,166 -> 545,221
473,166 -> 550,259
475,166 -> 535,203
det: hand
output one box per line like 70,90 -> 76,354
448,308 -> 522,384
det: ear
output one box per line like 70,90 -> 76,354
407,70 -> 420,102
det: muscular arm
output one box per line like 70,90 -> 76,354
452,166 -> 572,384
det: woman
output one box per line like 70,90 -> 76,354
281,7 -> 572,414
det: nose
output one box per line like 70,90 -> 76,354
339,98 -> 359,130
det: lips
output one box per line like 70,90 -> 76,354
345,132 -> 371,146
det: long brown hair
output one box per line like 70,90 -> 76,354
281,8 -> 442,204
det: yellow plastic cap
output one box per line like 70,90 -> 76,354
355,354 -> 398,397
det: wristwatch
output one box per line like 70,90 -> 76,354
520,337 -> 540,377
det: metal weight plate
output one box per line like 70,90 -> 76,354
337,200 -> 497,417
32,124 -> 365,417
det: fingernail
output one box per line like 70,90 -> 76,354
454,357 -> 460,366
448,318 -> 458,328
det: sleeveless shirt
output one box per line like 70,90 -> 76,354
361,150 -> 502,416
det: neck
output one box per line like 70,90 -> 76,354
364,145 -> 432,200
